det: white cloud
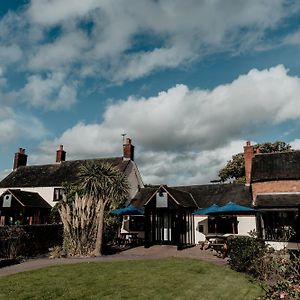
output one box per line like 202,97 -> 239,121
112,46 -> 194,82
27,0 -> 101,26
0,45 -> 22,65
138,140 -> 245,185
28,31 -> 89,71
0,0 -> 295,122
34,65 -> 300,184
0,169 -> 11,181
289,139 -> 300,150
283,29 -> 300,45
19,72 -> 77,110
10,0 -> 294,81
0,106 -> 48,143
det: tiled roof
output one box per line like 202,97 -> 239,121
0,157 -> 130,188
173,184 -> 252,208
130,186 -> 160,210
251,151 -> 300,182
164,186 -> 197,208
256,193 -> 300,207
1,189 -> 52,209
131,183 -> 252,210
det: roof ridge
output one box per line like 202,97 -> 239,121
167,186 -> 194,195
253,150 -> 297,157
13,156 -> 123,168
173,183 -> 245,188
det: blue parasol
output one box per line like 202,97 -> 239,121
213,202 -> 255,214
193,204 -> 220,215
111,204 -> 144,215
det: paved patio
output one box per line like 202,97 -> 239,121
0,245 -> 228,277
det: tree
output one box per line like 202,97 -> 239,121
51,182 -> 79,223
218,141 -> 292,183
59,194 -> 98,256
78,162 -> 129,256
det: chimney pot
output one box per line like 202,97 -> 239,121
14,147 -> 28,169
244,141 -> 254,186
56,144 -> 66,163
123,138 -> 134,161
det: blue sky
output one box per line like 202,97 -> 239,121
1,1 -> 300,184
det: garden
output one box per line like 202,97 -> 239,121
0,257 -> 262,300
1,162 -> 299,299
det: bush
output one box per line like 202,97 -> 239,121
227,236 -> 267,273
0,226 -> 29,259
227,235 -> 300,299
0,225 -> 63,258
255,250 -> 300,300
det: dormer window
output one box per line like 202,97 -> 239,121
53,188 -> 64,201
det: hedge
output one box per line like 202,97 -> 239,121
0,224 -> 63,259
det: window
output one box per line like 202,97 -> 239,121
260,210 -> 300,242
198,224 -> 204,233
129,216 -> 144,231
208,216 -> 238,234
53,188 -> 64,201
156,192 -> 168,207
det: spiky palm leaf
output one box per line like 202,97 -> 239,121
78,162 -> 129,255
78,162 -> 129,207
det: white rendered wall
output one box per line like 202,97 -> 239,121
193,215 -> 257,244
194,215 -> 208,243
0,160 -> 144,208
121,216 -> 145,238
237,216 -> 256,236
125,161 -> 144,200
266,241 -> 300,251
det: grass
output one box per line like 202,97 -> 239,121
0,258 -> 263,300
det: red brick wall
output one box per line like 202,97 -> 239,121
252,180 -> 300,202
244,142 -> 254,186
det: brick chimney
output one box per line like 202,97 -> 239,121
13,148 -> 27,170
123,138 -> 134,161
56,145 -> 66,163
244,141 -> 254,186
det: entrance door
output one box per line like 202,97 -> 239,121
154,211 -> 176,244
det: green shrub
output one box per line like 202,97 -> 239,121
227,236 -> 267,273
255,250 -> 300,300
0,226 -> 29,259
228,235 -> 300,299
0,225 -> 63,258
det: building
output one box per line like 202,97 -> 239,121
0,189 -> 51,225
245,142 -> 300,250
0,139 -> 144,225
126,183 -> 255,249
1,138 -> 299,249
123,141 -> 300,250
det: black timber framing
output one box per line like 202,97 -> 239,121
144,188 -> 195,250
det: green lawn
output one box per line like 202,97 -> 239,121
0,258 -> 263,300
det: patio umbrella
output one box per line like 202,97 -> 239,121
216,202 -> 255,214
193,204 -> 220,215
111,204 -> 144,215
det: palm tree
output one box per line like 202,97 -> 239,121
78,162 -> 129,256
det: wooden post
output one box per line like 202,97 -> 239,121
144,206 -> 150,248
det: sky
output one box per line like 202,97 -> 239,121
2,0 -> 300,185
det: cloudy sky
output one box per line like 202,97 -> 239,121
1,0 -> 300,185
